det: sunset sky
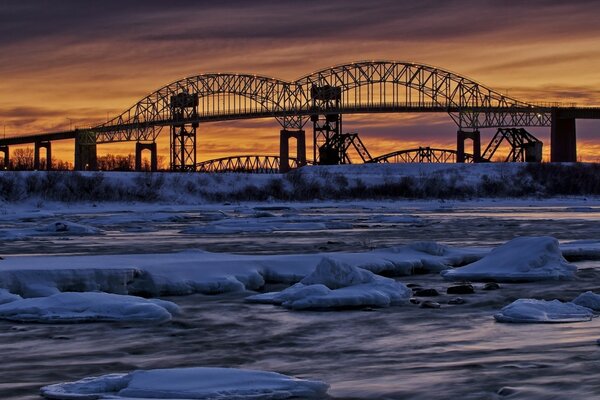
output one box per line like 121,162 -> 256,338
1,0 -> 600,163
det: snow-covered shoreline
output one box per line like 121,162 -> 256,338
1,162 -> 600,203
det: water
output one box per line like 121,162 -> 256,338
1,202 -> 600,399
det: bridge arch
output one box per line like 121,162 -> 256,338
95,73 -> 292,143
295,61 -> 534,121
91,60 -> 551,146
196,155 -> 308,173
369,147 -> 474,163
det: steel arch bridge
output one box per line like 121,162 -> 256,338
3,60 -> 597,171
196,155 -> 307,173
93,60 -> 549,144
369,147 -> 474,164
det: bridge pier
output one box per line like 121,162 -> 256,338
0,145 -> 8,169
279,130 -> 306,173
551,108 -> 577,162
135,142 -> 158,172
74,133 -> 97,171
34,141 -> 52,170
457,130 -> 481,163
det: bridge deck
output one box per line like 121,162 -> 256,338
1,106 -> 599,147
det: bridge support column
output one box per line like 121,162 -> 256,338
279,129 -> 306,173
457,130 -> 480,163
34,141 -> 52,170
170,92 -> 198,171
551,109 -> 577,162
0,145 -> 8,170
311,85 -> 342,165
135,142 -> 158,172
74,133 -> 97,171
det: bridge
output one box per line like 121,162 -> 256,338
1,60 -> 599,172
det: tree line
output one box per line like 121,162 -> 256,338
1,148 -> 166,171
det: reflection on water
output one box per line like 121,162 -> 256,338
2,204 -> 600,256
1,203 -> 600,399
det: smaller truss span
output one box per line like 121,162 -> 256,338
369,147 -> 474,163
197,155 -> 310,173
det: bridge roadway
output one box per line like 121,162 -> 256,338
1,60 -> 599,171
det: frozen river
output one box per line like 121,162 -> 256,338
1,199 -> 600,399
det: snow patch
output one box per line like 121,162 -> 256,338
494,299 -> 594,323
40,367 -> 329,399
441,236 -> 577,282
0,292 -> 178,323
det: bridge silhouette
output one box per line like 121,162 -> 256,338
1,60 -> 599,172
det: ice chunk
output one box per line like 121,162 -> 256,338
247,257 -> 411,310
247,283 -> 332,305
36,221 -> 101,235
0,220 -> 101,242
494,299 -> 594,323
441,236 -> 577,282
0,288 -> 22,305
560,240 -> 600,261
0,292 -> 178,323
40,367 -> 329,399
572,291 -> 600,311
300,257 -> 375,289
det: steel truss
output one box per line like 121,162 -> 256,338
369,147 -> 474,163
196,155 -> 307,173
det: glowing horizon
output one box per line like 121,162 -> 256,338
2,1 -> 599,163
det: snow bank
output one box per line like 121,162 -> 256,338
572,291 -> 600,311
441,236 -> 577,282
246,257 -> 411,310
40,367 -> 329,399
494,299 -> 594,323
0,243 -> 482,297
0,292 -> 178,323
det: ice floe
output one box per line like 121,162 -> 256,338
494,299 -> 594,323
180,214 -> 351,234
0,292 -> 178,322
0,243 -> 483,297
0,220 -> 102,241
441,236 -> 577,282
246,257 -> 411,310
40,367 -> 329,399
572,291 -> 600,311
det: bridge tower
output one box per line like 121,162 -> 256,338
170,92 -> 198,171
310,85 -> 342,165
74,131 -> 97,171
